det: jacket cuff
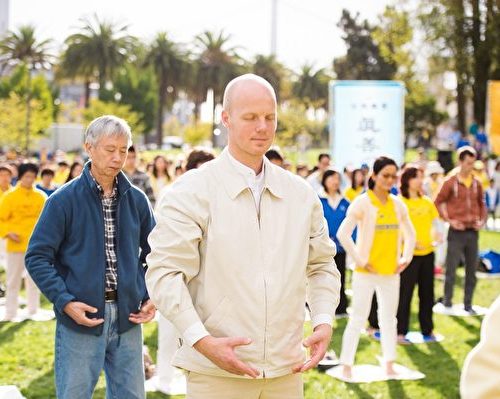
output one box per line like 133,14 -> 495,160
183,321 -> 210,347
308,300 -> 337,321
55,293 -> 76,314
311,313 -> 333,328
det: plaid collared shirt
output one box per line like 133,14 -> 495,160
90,172 -> 119,291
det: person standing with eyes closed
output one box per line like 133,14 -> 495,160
26,115 -> 156,399
337,156 -> 416,379
146,74 -> 340,399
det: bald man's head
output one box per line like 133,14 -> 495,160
222,74 -> 277,114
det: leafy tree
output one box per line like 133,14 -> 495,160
333,10 -> 397,80
252,54 -> 288,101
194,30 -> 246,144
0,93 -> 52,149
276,102 -> 327,147
183,122 -> 212,146
144,32 -> 188,146
61,14 -> 136,104
292,64 -> 331,108
0,25 -> 53,151
83,99 -> 144,137
112,63 -> 158,137
373,5 -> 447,135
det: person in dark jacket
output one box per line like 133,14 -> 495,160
26,115 -> 156,399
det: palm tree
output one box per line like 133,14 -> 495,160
144,32 -> 188,146
60,14 -> 136,105
0,25 -> 53,152
252,54 -> 289,102
194,30 -> 245,144
292,64 -> 331,108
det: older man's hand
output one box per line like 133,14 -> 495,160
63,301 -> 105,327
129,299 -> 156,324
194,335 -> 260,378
292,323 -> 332,373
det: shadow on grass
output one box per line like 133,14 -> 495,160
0,322 -> 25,346
23,368 -> 56,399
341,382 -> 376,398
386,379 -> 410,399
402,342 -> 461,398
450,315 -> 482,335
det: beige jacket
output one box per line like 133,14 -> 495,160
337,192 -> 416,270
460,295 -> 500,399
146,148 -> 340,378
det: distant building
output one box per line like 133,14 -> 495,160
0,0 -> 9,38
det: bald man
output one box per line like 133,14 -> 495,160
146,74 -> 340,398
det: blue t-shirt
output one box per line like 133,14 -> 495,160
319,196 -> 353,253
36,184 -> 57,197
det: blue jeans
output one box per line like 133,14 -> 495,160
55,302 -> 145,399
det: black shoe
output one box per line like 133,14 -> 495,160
464,305 -> 477,315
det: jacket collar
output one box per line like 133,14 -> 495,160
82,161 -> 132,197
214,147 -> 284,200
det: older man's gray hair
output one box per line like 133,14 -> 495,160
85,115 -> 133,147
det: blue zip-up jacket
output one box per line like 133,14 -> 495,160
320,196 -> 352,253
25,163 -> 156,335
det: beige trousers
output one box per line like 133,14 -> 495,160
186,371 -> 303,399
4,252 -> 40,319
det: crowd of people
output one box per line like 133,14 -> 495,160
0,75 -> 499,398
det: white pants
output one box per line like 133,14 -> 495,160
340,272 -> 400,366
157,314 -> 182,390
0,239 -> 6,270
5,252 -> 40,319
435,221 -> 448,267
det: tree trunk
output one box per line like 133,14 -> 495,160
24,68 -> 33,154
471,0 -> 492,125
453,0 -> 469,134
156,78 -> 167,147
457,81 -> 467,135
84,79 -> 91,108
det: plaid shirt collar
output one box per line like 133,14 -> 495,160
89,170 -> 118,199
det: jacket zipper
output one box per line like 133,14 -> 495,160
250,187 -> 268,377
94,192 -> 107,322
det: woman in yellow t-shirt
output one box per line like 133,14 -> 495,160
337,157 -> 416,379
343,168 -> 365,202
398,166 -> 441,343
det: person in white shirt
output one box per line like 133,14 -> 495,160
306,153 -> 331,193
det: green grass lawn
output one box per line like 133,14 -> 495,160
1,231 -> 499,398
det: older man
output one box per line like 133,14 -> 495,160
26,115 -> 156,399
146,74 -> 340,398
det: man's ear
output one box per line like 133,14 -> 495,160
84,142 -> 92,157
221,110 -> 230,128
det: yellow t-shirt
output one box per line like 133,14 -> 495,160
53,169 -> 69,185
344,187 -> 363,203
401,195 -> 439,256
458,174 -> 473,189
357,190 -> 399,275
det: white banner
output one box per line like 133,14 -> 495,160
329,81 -> 405,170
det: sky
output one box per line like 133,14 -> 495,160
7,0 -> 390,71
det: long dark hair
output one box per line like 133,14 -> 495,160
65,161 -> 83,183
152,155 -> 171,181
367,156 -> 398,190
351,168 -> 364,190
400,166 -> 422,199
321,169 -> 341,194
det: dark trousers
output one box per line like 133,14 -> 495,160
335,252 -> 348,314
397,253 -> 435,335
444,229 -> 478,308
